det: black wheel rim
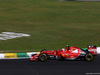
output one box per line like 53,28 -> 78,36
87,55 -> 92,60
40,55 -> 46,60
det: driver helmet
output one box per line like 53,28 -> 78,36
66,45 -> 70,50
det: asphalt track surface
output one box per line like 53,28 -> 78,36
0,55 -> 100,75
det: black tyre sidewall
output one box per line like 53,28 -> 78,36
39,54 -> 47,62
85,54 -> 93,62
40,49 -> 47,52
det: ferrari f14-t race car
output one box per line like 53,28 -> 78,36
30,45 -> 97,62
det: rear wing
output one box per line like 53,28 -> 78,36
88,45 -> 97,55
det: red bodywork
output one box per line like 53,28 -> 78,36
30,54 -> 40,61
30,46 -> 97,61
40,47 -> 82,58
88,46 -> 97,55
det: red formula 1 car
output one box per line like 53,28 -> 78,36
30,45 -> 97,62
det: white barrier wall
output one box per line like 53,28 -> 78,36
97,47 -> 100,54
0,52 -> 38,59
0,53 -> 5,59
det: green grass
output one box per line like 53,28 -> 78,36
0,0 -> 100,52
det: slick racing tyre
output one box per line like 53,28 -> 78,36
85,53 -> 93,62
40,49 -> 47,52
39,53 -> 47,62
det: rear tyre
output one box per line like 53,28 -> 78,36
85,53 -> 93,62
39,53 -> 47,62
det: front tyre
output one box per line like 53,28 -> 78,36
85,54 -> 93,62
39,53 -> 47,62
40,49 -> 47,52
